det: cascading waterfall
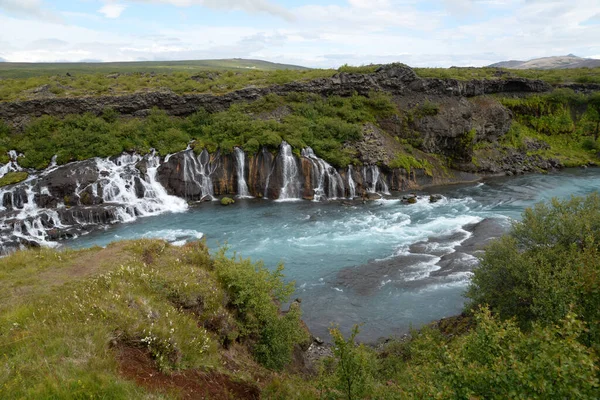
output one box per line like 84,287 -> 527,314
0,143 -> 398,255
278,141 -> 301,200
347,165 -> 356,199
0,150 -> 22,177
0,152 -> 187,255
301,147 -> 345,200
182,149 -> 217,201
233,147 -> 251,198
363,165 -> 390,195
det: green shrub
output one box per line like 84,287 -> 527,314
319,325 -> 376,400
394,307 -> 599,399
467,193 -> 600,347
414,100 -> 440,118
212,250 -> 308,370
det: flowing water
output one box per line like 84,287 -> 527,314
234,147 -> 251,198
65,168 -> 600,342
277,142 -> 301,201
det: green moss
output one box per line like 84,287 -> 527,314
389,153 -> 433,175
0,171 -> 28,187
220,197 -> 235,206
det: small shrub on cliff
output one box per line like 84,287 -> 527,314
212,249 -> 308,370
414,100 -> 440,118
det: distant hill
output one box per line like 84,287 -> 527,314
0,58 -> 308,79
489,54 -> 600,70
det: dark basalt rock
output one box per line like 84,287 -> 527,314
38,160 -> 99,202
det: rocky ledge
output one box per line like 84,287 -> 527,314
0,64 -> 551,129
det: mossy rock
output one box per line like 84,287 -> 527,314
0,171 -> 28,187
220,197 -> 235,206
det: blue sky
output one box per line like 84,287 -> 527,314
0,0 -> 599,67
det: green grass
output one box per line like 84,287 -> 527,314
414,66 -> 600,84
0,68 -> 337,102
0,171 -> 28,187
0,59 -> 308,79
0,239 -> 308,398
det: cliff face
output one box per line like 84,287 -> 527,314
0,64 -> 551,129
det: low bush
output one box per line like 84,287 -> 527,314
467,193 -> 600,348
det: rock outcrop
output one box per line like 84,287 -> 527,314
0,64 -> 551,129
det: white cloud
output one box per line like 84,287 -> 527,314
99,2 -> 127,19
130,0 -> 294,20
0,0 -> 62,22
1,0 -> 600,67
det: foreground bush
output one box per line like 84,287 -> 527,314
467,193 -> 600,348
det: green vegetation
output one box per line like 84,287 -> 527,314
0,59 -> 308,79
220,197 -> 235,206
0,91 -> 399,169
0,171 -> 28,187
414,66 -> 600,84
337,64 -> 379,74
0,68 -> 335,101
388,153 -> 433,175
467,193 -> 600,349
471,90 -> 600,168
412,100 -> 440,118
0,240 -> 308,398
2,195 -> 600,398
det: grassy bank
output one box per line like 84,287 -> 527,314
0,240 -> 309,399
0,68 -> 335,102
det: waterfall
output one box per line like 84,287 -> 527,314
278,141 -> 300,201
301,147 -> 345,201
95,153 -> 189,221
0,150 -> 23,178
234,147 -> 251,198
347,165 -> 356,199
182,149 -> 217,201
0,152 -> 188,255
362,165 -> 390,195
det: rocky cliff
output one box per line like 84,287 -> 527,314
0,64 -> 551,129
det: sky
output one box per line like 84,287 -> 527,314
0,0 -> 599,68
